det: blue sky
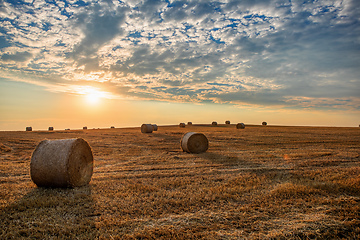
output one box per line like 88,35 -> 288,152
0,0 -> 359,129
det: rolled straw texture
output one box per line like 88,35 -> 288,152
141,124 -> 153,133
181,132 -> 209,154
30,138 -> 93,188
236,123 -> 245,129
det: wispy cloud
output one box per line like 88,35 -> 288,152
1,0 -> 359,110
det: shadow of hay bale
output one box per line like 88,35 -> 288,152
0,186 -> 99,239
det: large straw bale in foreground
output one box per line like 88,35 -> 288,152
181,132 -> 209,154
30,138 -> 93,188
141,124 -> 153,133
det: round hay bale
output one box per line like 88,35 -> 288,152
48,127 -> 54,131
236,123 -> 245,129
26,127 -> 32,131
212,121 -> 217,126
111,126 -> 115,129
225,120 -> 230,124
179,123 -> 186,128
83,126 -> 87,130
181,132 -> 209,154
30,138 -> 93,188
187,122 -> 192,125
152,124 -> 158,131
262,122 -> 267,126
141,124 -> 153,133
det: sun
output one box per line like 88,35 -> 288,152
74,86 -> 116,105
86,91 -> 101,104
79,87 -> 106,105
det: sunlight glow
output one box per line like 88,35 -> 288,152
86,91 -> 102,104
76,86 -> 108,105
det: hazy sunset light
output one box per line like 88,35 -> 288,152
0,0 -> 359,130
85,91 -> 102,105
74,86 -> 107,105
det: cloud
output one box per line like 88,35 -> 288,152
0,36 -> 11,49
68,3 -> 129,72
1,51 -> 32,62
0,0 -> 359,111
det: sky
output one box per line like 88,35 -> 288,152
0,0 -> 359,130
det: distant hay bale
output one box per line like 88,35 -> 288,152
181,132 -> 209,154
212,121 -> 217,126
141,124 -> 153,133
83,126 -> 87,130
111,126 -> 115,129
65,129 -> 70,131
262,122 -> 267,126
26,127 -> 32,131
179,123 -> 186,128
152,124 -> 158,131
225,120 -> 230,124
236,123 -> 245,129
30,138 -> 93,188
187,122 -> 192,125
48,127 -> 54,131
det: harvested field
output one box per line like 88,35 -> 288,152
0,125 -> 359,239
